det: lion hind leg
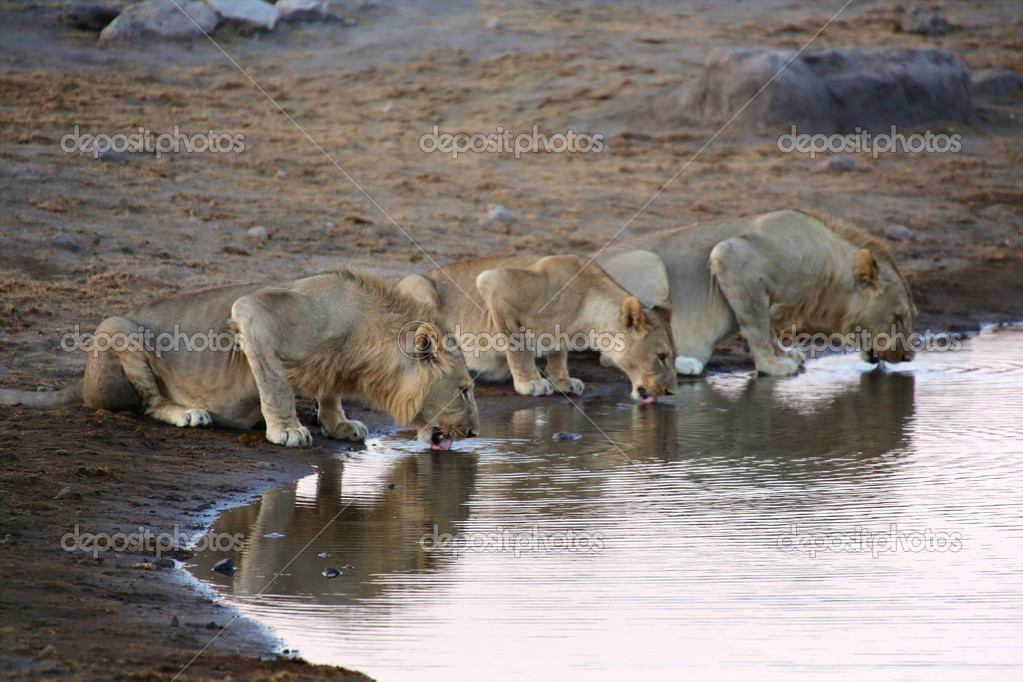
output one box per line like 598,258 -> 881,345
317,394 -> 368,442
85,317 -> 212,426
231,293 -> 312,448
710,239 -> 802,377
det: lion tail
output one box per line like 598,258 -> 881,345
0,380 -> 83,409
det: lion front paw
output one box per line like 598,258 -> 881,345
551,377 -> 585,396
514,378 -> 554,396
182,408 -> 213,427
755,353 -> 802,376
674,356 -> 705,375
322,419 -> 369,442
267,426 -> 313,448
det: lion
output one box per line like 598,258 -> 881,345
0,269 -> 480,450
595,209 -> 917,376
396,254 -> 678,402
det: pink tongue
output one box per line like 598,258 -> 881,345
642,396 -> 657,404
431,438 -> 453,451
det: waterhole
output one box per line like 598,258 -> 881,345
189,327 -> 1022,681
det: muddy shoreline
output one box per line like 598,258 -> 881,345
1,0 -> 1021,678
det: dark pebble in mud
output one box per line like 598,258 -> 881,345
317,551 -> 332,558
212,558 -> 236,575
552,432 -> 582,441
322,567 -> 341,579
383,483 -> 400,489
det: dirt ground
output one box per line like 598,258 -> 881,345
0,0 -> 1021,679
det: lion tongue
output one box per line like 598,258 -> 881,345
431,438 -> 453,451
642,396 -> 657,404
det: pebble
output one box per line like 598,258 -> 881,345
51,232 -> 81,252
322,567 -> 341,579
247,225 -> 269,241
552,432 -> 582,441
54,486 -> 82,500
487,204 -> 515,223
885,224 -> 915,241
901,8 -> 949,36
212,557 -> 236,575
486,16 -> 503,31
382,102 -> 396,114
153,557 -> 176,569
318,551 -> 332,558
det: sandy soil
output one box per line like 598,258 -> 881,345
0,0 -> 1020,678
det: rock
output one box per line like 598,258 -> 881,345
317,551 -> 332,558
885,224 -> 915,241
170,615 -> 179,627
973,67 -> 1023,102
100,0 -> 218,41
552,432 -> 582,441
901,8 -> 949,36
54,486 -> 82,500
815,154 -> 856,173
153,557 -> 177,569
247,225 -> 268,241
276,0 -> 325,22
485,16 -> 502,31
61,3 -> 120,31
212,557 -> 235,575
487,204 -> 515,223
51,232 -> 81,252
205,0 -> 279,31
672,47 -> 971,134
322,567 -> 341,579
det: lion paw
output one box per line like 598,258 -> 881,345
182,408 -> 212,427
674,356 -> 705,375
756,354 -> 802,376
514,378 -> 554,396
267,426 -> 313,448
551,377 -> 585,395
322,419 -> 369,442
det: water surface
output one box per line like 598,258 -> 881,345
190,328 -> 1023,681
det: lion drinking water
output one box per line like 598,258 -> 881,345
0,269 -> 480,449
596,210 -> 917,376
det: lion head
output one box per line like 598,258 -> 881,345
850,249 -> 918,365
607,297 -> 678,403
394,321 -> 480,450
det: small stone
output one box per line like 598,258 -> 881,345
885,224 -> 914,241
100,0 -> 218,41
51,232 -> 80,252
170,615 -> 179,627
487,204 -> 515,223
816,155 -> 856,173
247,225 -> 268,241
322,567 -> 341,579
276,169 -> 286,178
552,432 -> 582,441
900,8 -> 949,36
317,551 -> 332,558
206,0 -> 279,31
382,102 -> 396,114
342,564 -> 354,570
973,67 -> 1023,101
212,557 -> 236,575
485,16 -> 502,31
54,486 -> 82,500
153,557 -> 176,569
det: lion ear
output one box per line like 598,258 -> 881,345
854,249 -> 880,290
413,322 -> 442,364
621,296 -> 648,334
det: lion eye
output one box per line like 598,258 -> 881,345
657,353 -> 670,364
461,386 -> 471,400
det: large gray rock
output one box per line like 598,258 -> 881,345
99,0 -> 218,40
973,67 -> 1023,102
674,47 -> 972,134
205,0 -> 278,31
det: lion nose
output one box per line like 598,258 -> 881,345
467,430 -> 477,438
637,386 -> 649,399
